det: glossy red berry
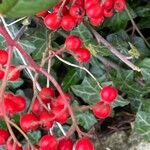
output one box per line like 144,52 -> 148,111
20,114 -> 39,132
84,0 -> 99,9
36,10 -> 48,18
53,2 -> 69,15
103,0 -> 114,10
100,86 -> 118,103
86,4 -> 103,19
65,35 -> 82,51
103,9 -> 114,17
70,5 -> 85,19
52,107 -> 69,124
39,135 -> 58,150
58,138 -> 73,150
75,48 -> 91,63
39,87 -> 55,103
31,98 -> 43,114
44,13 -> 61,30
92,101 -> 112,118
0,49 -> 8,65
0,69 -> 4,79
8,65 -> 20,81
6,141 -> 22,150
114,0 -> 126,12
75,138 -> 94,150
61,15 -> 76,31
39,110 -> 54,129
0,129 -> 10,145
89,16 -> 104,26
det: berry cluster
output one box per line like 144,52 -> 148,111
0,49 -> 20,81
65,35 -> 91,63
37,0 -> 126,30
92,86 -> 118,118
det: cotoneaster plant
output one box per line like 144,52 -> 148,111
1,0 -> 145,149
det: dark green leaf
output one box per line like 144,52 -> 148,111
27,130 -> 41,144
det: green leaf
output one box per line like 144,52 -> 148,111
71,77 -> 100,105
7,79 -> 24,89
140,58 -> 150,69
112,96 -> 130,108
0,120 -> 7,130
134,111 -> 150,142
136,4 -> 150,17
0,0 -> 59,17
128,42 -> 140,59
141,68 -> 150,83
27,130 -> 41,144
76,111 -> 97,130
103,7 -> 136,31
62,69 -> 78,91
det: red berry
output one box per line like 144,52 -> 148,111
36,10 -> 48,18
53,2 -> 69,15
100,86 -> 118,103
20,114 -> 39,132
0,129 -> 10,145
31,98 -> 43,114
6,141 -> 22,150
75,48 -> 91,63
61,15 -> 76,31
92,101 -> 112,118
39,135 -> 58,150
58,138 -> 73,150
84,0 -> 99,9
8,65 -> 20,81
114,0 -> 126,12
0,69 -> 4,79
39,87 -> 55,103
39,110 -> 54,129
52,107 -> 69,124
86,4 -> 103,19
75,138 -> 94,150
44,13 -> 61,30
65,35 -> 82,51
103,0 -> 114,10
103,9 -> 114,17
89,16 -> 104,26
0,49 -> 8,65
70,5 -> 85,19
13,95 -> 26,112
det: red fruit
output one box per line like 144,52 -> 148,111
65,35 -> 82,51
103,9 -> 114,17
31,98 -> 43,114
58,138 -> 73,150
53,2 -> 69,15
39,135 -> 58,150
13,95 -> 26,112
89,16 -> 104,26
75,48 -> 91,63
6,141 -> 22,150
92,101 -> 112,119
86,4 -> 103,19
61,15 -> 76,31
44,13 -> 61,30
20,114 -> 39,132
0,129 -> 10,145
52,107 -> 69,124
84,0 -> 99,9
4,92 -> 14,99
0,69 -> 4,79
103,0 -> 114,10
8,65 -> 20,81
75,138 -> 94,150
114,0 -> 126,12
39,110 -> 54,129
0,49 -> 8,65
39,87 -> 55,103
70,0 -> 84,6
100,86 -> 118,103
36,10 -> 48,18
70,5 -> 85,19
